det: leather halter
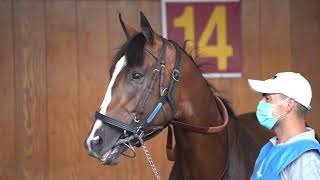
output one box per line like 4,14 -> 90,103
95,37 -> 229,158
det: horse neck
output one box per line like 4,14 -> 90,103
173,53 -> 224,126
171,53 -> 229,179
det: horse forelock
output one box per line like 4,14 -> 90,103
110,33 -> 146,77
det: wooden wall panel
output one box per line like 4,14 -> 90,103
77,1 -> 111,179
260,0 -> 292,78
235,0 -> 262,113
0,1 -> 16,179
13,1 -> 47,179
46,1 -> 80,179
290,0 -> 320,135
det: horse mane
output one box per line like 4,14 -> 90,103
180,41 -> 236,117
110,33 -> 146,77
182,40 -> 211,73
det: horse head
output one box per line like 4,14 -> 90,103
84,12 -> 182,165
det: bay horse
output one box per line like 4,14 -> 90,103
84,12 -> 272,180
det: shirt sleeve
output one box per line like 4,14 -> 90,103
280,150 -> 320,180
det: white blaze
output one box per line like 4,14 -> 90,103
87,56 -> 127,151
100,56 -> 127,114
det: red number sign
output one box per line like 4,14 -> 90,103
161,0 -> 241,78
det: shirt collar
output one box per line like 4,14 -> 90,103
269,127 -> 318,145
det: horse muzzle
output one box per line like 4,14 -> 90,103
84,131 -> 129,165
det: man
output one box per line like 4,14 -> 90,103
248,72 -> 320,180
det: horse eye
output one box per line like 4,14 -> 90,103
132,72 -> 143,80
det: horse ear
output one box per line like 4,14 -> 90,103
119,13 -> 138,39
140,12 -> 154,42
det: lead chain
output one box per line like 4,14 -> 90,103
138,136 -> 161,180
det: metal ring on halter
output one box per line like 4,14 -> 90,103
124,141 -> 135,151
161,88 -> 168,96
134,116 -> 139,123
153,68 -> 160,73
172,69 -> 180,81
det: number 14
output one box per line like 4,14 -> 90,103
174,6 -> 233,71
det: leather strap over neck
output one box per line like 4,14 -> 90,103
170,96 -> 229,133
166,96 -> 229,161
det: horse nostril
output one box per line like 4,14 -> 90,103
91,136 -> 103,150
92,137 -> 100,145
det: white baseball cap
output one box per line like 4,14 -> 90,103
248,72 -> 312,109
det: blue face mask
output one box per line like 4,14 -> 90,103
256,100 -> 288,130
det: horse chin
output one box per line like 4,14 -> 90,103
100,144 -> 128,165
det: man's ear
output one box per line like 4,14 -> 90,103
140,12 -> 154,43
287,98 -> 296,112
119,13 -> 138,39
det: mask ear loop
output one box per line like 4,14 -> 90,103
275,111 -> 288,119
275,98 -> 291,119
